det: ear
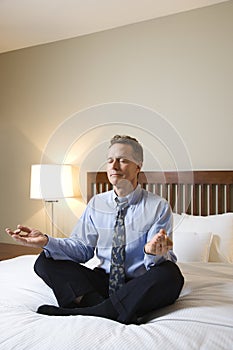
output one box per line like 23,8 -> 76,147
137,162 -> 143,171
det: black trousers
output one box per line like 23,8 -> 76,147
34,252 -> 184,324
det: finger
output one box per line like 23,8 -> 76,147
158,229 -> 166,237
17,225 -> 32,234
150,232 -> 162,244
162,237 -> 173,251
19,230 -> 29,237
13,234 -> 42,248
152,230 -> 166,243
167,236 -> 173,245
12,235 -> 30,245
161,237 -> 168,251
5,228 -> 21,235
152,239 -> 161,254
167,238 -> 173,250
157,242 -> 164,255
5,228 -> 14,235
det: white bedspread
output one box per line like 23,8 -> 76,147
0,255 -> 233,350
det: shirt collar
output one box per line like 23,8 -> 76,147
112,184 -> 142,207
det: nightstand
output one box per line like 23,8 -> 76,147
0,243 -> 42,261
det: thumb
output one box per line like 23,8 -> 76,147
17,225 -> 32,233
158,229 -> 166,236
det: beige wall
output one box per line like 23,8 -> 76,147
1,1 -> 233,242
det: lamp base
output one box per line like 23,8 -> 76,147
45,200 -> 58,236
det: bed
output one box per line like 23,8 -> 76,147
0,170 -> 233,350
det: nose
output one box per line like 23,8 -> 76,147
111,158 -> 120,169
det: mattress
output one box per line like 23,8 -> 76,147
0,255 -> 233,350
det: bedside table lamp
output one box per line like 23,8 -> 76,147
30,164 -> 74,236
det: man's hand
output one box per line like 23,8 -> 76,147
5,225 -> 48,248
144,229 -> 173,256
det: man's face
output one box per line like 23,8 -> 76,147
106,143 -> 141,189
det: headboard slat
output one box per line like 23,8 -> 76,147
226,184 -> 231,212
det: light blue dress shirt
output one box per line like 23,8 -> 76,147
44,185 -> 176,279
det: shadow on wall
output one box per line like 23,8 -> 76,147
1,126 -> 43,243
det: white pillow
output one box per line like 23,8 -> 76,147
173,212 -> 233,263
173,231 -> 213,262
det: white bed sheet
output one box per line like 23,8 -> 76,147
0,255 -> 233,350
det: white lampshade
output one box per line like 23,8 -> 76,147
30,164 -> 74,200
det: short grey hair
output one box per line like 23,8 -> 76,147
109,135 -> 143,163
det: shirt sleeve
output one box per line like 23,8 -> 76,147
43,200 -> 98,263
144,199 -> 177,269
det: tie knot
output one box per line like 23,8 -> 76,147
115,198 -> 128,211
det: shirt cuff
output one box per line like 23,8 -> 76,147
144,249 -> 177,269
43,236 -> 58,257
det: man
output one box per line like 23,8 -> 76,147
6,135 -> 184,324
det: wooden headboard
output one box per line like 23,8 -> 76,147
87,170 -> 233,216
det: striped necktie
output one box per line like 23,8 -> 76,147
109,199 -> 128,295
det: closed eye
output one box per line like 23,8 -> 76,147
107,158 -> 130,164
119,158 -> 130,163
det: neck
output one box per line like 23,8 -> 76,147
114,182 -> 137,197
